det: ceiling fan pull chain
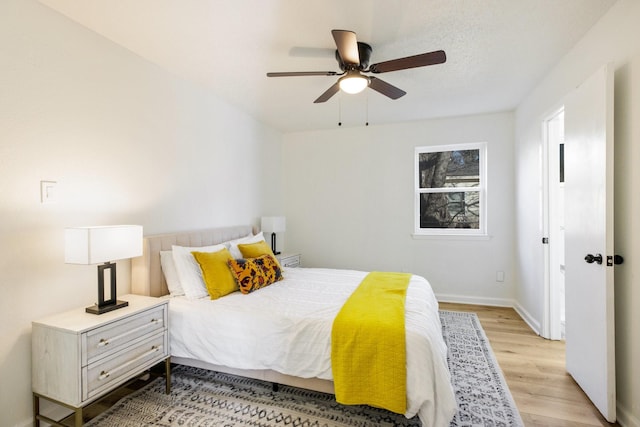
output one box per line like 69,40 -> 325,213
338,96 -> 342,126
366,95 -> 369,126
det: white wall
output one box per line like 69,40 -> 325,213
283,112 -> 515,306
514,0 -> 640,424
0,1 -> 283,425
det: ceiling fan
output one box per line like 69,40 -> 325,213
266,29 -> 446,103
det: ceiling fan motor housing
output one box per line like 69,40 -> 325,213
336,42 -> 372,70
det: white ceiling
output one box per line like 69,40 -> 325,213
39,0 -> 616,133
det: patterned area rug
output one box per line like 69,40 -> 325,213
441,311 -> 523,426
86,310 -> 523,427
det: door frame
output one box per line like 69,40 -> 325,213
541,106 -> 565,341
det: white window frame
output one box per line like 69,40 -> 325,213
414,142 -> 487,237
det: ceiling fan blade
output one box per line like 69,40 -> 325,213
331,29 -> 360,66
369,77 -> 406,99
314,82 -> 340,103
267,71 -> 338,77
369,50 -> 446,73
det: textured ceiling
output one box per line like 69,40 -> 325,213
39,0 -> 616,132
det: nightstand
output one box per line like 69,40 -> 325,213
32,294 -> 170,426
278,253 -> 301,268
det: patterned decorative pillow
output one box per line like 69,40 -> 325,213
237,240 -> 282,270
227,254 -> 283,294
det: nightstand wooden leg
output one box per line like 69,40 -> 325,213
33,394 -> 40,427
74,407 -> 82,427
165,357 -> 171,394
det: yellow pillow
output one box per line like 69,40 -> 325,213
237,240 -> 282,269
191,248 -> 238,300
227,254 -> 283,294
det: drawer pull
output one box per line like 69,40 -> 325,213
95,318 -> 162,348
96,345 -> 162,381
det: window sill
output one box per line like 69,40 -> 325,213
411,233 -> 491,241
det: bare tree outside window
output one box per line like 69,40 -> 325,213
415,144 -> 486,235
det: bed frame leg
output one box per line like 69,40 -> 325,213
272,383 -> 279,392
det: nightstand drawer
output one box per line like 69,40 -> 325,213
84,305 -> 166,364
83,331 -> 167,401
279,253 -> 301,268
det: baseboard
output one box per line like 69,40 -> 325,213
436,293 -> 516,308
436,294 -> 542,335
512,301 -> 541,335
618,402 -> 640,427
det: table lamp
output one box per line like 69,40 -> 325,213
261,216 -> 286,255
65,225 -> 143,314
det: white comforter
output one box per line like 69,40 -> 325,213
168,267 -> 457,427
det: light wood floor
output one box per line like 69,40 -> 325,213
440,302 -> 618,427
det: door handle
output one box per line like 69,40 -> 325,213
585,253 -> 603,264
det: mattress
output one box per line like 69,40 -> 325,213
168,267 -> 457,426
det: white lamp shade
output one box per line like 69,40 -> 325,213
65,225 -> 143,264
261,216 -> 286,234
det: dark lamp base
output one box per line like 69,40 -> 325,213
270,233 -> 281,256
86,300 -> 129,315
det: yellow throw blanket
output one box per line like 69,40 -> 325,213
331,271 -> 411,414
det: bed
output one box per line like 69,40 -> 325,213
131,225 -> 456,427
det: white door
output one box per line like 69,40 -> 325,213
563,64 -> 616,422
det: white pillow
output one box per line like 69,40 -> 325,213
227,232 -> 265,259
160,250 -> 184,296
171,243 -> 226,299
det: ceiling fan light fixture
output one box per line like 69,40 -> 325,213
338,72 -> 370,94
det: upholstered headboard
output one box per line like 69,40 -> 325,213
131,225 -> 255,297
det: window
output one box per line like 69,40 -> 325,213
414,143 -> 486,236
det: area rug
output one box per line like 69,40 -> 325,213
86,310 -> 523,427
440,310 -> 523,426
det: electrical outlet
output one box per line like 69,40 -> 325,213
496,271 -> 505,282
